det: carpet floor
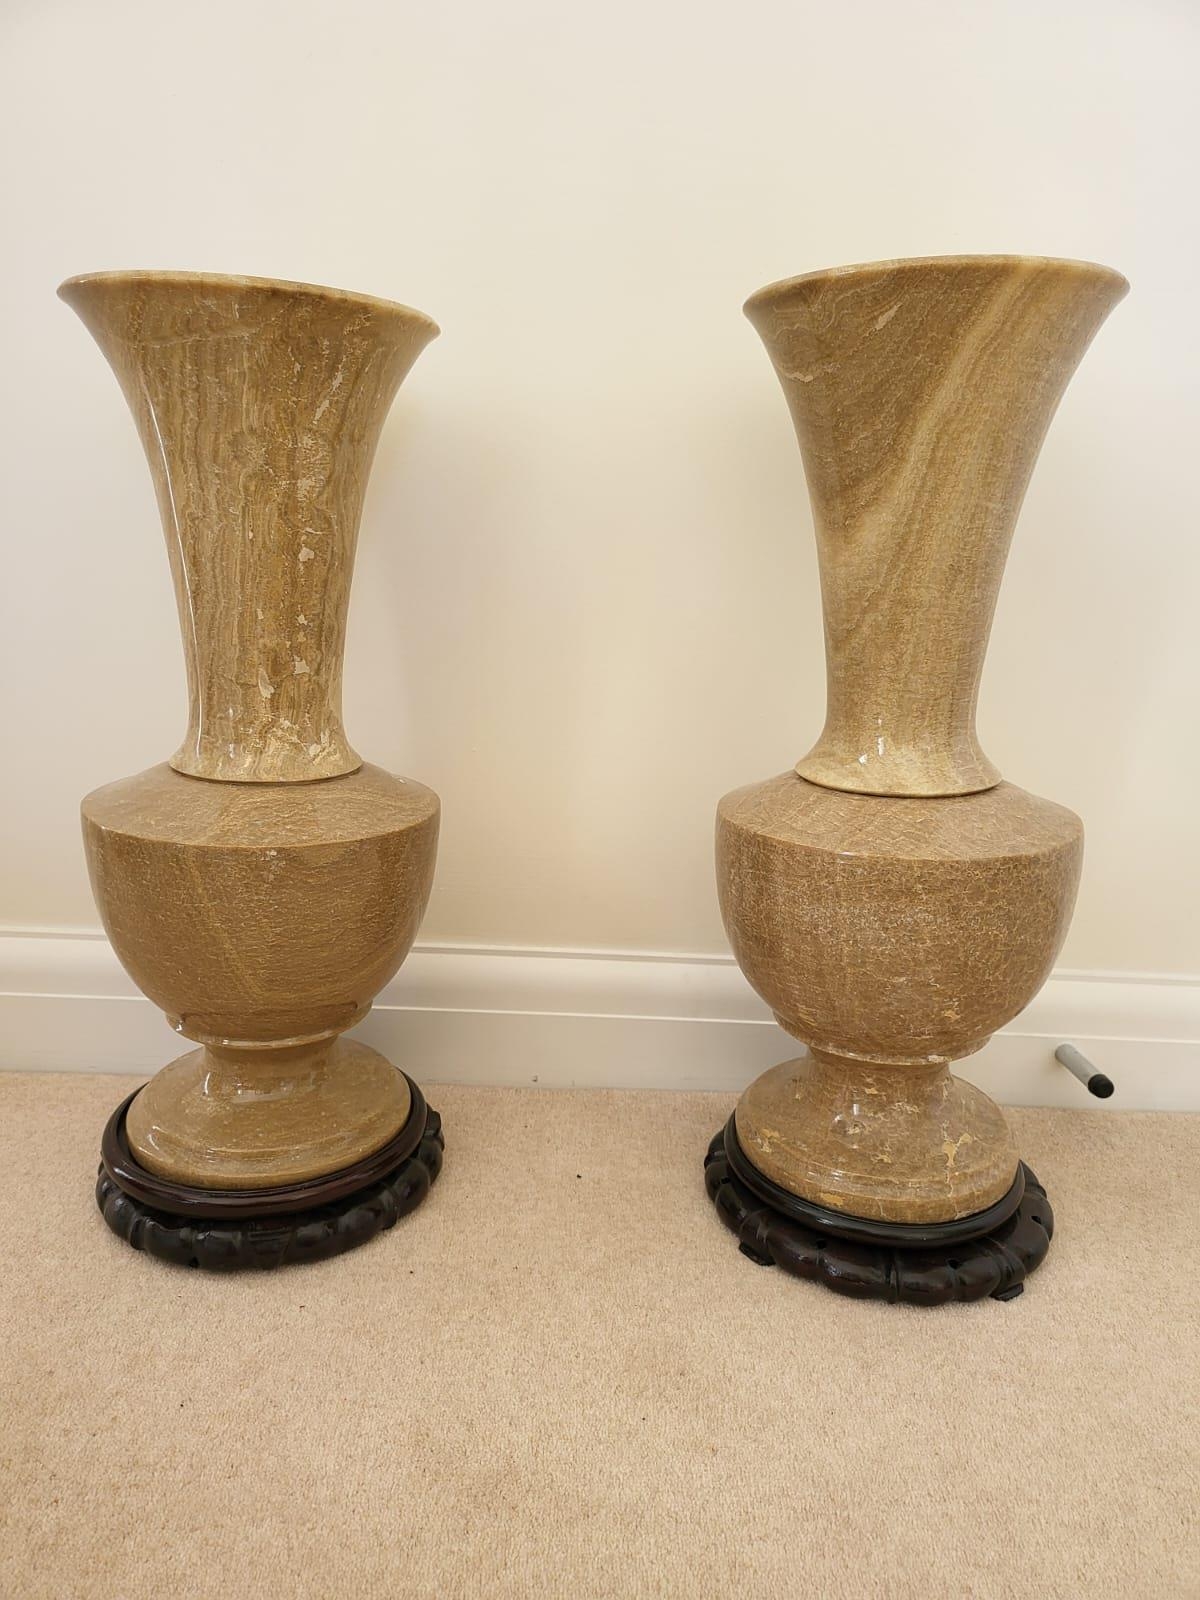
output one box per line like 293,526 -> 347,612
0,1072 -> 1196,1599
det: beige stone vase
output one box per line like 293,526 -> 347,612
61,271 -> 444,1269
706,255 -> 1128,1305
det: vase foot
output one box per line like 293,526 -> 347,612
734,1054 -> 1021,1224
95,1076 -> 443,1270
124,1037 -> 415,1190
704,1118 -> 1052,1305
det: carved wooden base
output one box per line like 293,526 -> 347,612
95,1078 -> 443,1270
705,1119 -> 1053,1305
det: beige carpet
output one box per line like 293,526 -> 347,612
0,1073 -> 1196,1599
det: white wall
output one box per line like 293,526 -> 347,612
1,0 -> 1197,978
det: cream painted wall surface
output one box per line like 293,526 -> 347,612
0,0 -> 1197,973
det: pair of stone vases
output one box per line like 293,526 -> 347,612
62,255 -> 1127,1298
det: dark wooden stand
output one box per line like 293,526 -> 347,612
705,1118 -> 1052,1305
96,1076 -> 443,1270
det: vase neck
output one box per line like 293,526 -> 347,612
60,272 -> 437,782
746,256 -> 1127,797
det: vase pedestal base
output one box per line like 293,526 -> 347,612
95,1076 -> 443,1271
704,1118 -> 1052,1306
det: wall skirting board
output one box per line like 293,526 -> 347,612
1,931 -> 1197,1109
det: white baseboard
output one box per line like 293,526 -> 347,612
1,932 -> 1197,1109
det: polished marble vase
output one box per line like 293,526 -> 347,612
706,255 -> 1127,1304
61,271 -> 444,1269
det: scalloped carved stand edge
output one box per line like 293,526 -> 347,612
96,1079 -> 444,1271
705,1120 -> 1052,1306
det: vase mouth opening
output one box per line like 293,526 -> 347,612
744,254 -> 1129,319
57,269 -> 440,341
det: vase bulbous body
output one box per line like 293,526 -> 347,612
720,256 -> 1127,1230
62,271 -> 441,1204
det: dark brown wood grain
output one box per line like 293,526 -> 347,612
705,1123 -> 1053,1306
96,1106 -> 444,1271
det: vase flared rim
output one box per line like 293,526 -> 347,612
57,269 -> 440,339
744,254 -> 1129,316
